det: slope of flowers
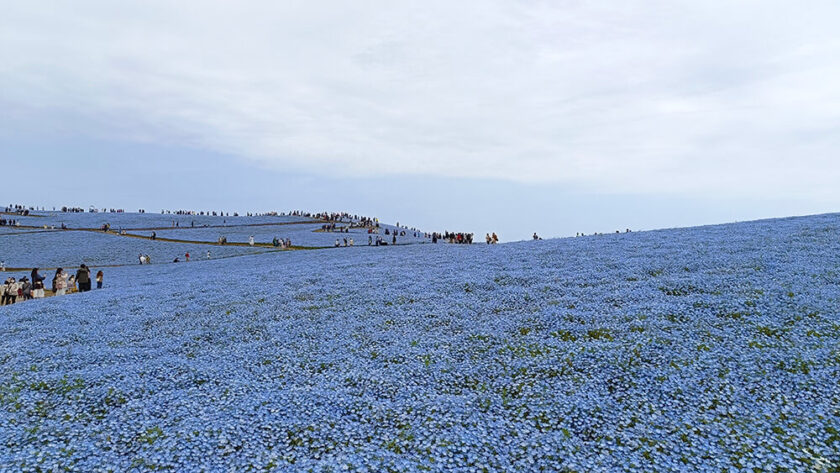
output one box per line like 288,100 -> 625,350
1,214 -> 839,472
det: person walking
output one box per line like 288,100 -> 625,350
96,270 -> 104,289
206,250 -> 211,259
76,264 -> 91,292
185,252 -> 190,262
248,236 -> 255,247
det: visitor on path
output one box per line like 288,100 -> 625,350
349,238 -> 354,246
96,271 -> 103,289
68,275 -> 77,293
185,252 -> 190,262
139,254 -> 145,265
21,277 -> 31,301
30,268 -> 45,287
2,278 -> 16,305
145,254 -> 151,264
151,231 -> 156,240
54,269 -> 67,296
0,261 -> 5,271
392,233 -> 397,245
492,233 -> 499,244
335,239 -> 340,247
30,268 -> 45,298
485,233 -> 491,244
248,236 -> 255,247
76,264 -> 91,292
533,232 -> 540,240
285,238 -> 291,248
206,250 -> 211,259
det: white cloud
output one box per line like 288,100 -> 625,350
2,0 -> 839,198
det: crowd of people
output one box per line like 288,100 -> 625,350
426,232 -> 474,244
4,205 -> 32,216
1,265 -> 103,305
271,237 -> 292,248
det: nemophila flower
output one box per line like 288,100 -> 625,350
1,213 -> 840,471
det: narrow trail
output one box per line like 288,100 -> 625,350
1,245 -> 320,273
80,228 -> 325,249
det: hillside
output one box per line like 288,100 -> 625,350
1,213 -> 839,471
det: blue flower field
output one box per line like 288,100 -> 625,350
1,213 -> 838,471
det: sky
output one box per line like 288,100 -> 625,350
2,1 -> 839,241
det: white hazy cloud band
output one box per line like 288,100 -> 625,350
2,1 -> 839,197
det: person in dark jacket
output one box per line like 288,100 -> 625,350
76,264 -> 91,292
31,268 -> 45,286
21,277 -> 32,300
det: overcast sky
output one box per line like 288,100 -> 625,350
2,1 -> 839,240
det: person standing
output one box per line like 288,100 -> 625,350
31,269 -> 45,299
248,236 -> 255,247
1,278 -> 10,305
76,264 -> 91,292
54,269 -> 67,296
20,277 -> 31,301
206,250 -> 211,260
96,271 -> 104,289
185,252 -> 190,262
31,268 -> 45,288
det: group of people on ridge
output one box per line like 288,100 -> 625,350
1,266 -> 103,305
